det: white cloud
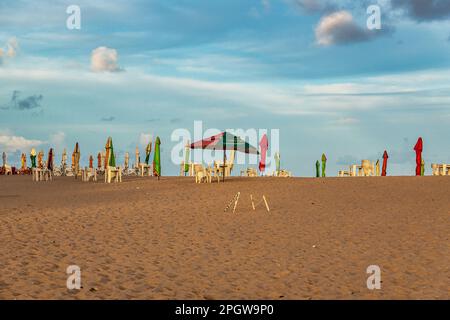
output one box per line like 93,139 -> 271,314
91,46 -> 121,72
49,131 -> 66,150
0,37 -> 19,64
315,11 -> 370,46
0,134 -> 44,152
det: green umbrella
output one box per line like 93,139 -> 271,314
421,159 -> 425,176
105,137 -> 116,167
153,136 -> 161,178
184,141 -> 190,174
274,152 -> 280,174
315,160 -> 320,177
145,139 -> 152,165
321,153 -> 327,177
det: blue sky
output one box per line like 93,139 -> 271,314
1,0 -> 450,176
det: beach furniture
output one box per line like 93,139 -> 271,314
431,164 -> 450,176
240,167 -> 258,177
138,163 -> 152,176
82,166 -> 97,182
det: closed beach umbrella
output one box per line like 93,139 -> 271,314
421,159 -> 425,176
135,146 -> 140,168
97,152 -> 102,169
184,141 -> 190,175
89,155 -> 93,169
375,159 -> 380,176
2,152 -> 6,167
105,137 -> 116,167
124,152 -> 129,169
153,136 -> 161,178
47,148 -> 54,171
315,160 -> 320,177
258,134 -> 268,173
414,137 -> 423,176
38,150 -> 44,168
274,152 -> 280,174
30,148 -> 37,168
381,150 -> 388,176
73,143 -> 80,177
21,153 -> 26,170
321,153 -> 327,177
145,139 -> 152,165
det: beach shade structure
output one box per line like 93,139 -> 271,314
190,131 -> 259,182
105,137 -> 116,168
258,134 -> 268,174
315,160 -> 320,177
145,139 -> 152,165
89,155 -> 94,169
153,136 -> 161,179
274,152 -> 280,175
414,137 -> 423,176
97,152 -> 102,169
381,150 -> 388,176
321,153 -> 327,177
30,148 -> 37,168
184,141 -> 190,175
421,159 -> 425,176
47,148 -> 54,171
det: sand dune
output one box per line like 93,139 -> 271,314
0,175 -> 448,299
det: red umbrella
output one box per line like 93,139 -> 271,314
258,134 -> 268,173
414,137 -> 423,176
381,150 -> 388,176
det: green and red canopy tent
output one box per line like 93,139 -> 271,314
190,131 -> 259,181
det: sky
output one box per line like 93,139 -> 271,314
1,0 -> 450,176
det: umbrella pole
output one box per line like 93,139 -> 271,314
222,149 -> 225,182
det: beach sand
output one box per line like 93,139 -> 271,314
0,175 -> 448,299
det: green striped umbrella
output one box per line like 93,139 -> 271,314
153,136 -> 161,178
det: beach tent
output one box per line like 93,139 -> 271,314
153,136 -> 161,179
145,139 -> 152,165
184,141 -> 190,175
414,137 -> 423,176
259,134 -> 268,174
381,151 -> 388,176
190,131 -> 259,182
321,153 -> 327,177
315,160 -> 320,177
105,137 -> 116,167
30,148 -> 36,168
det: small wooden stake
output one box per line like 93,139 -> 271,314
250,194 -> 255,210
232,192 -> 240,213
263,195 -> 270,212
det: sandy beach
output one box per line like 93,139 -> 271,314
0,175 -> 448,300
